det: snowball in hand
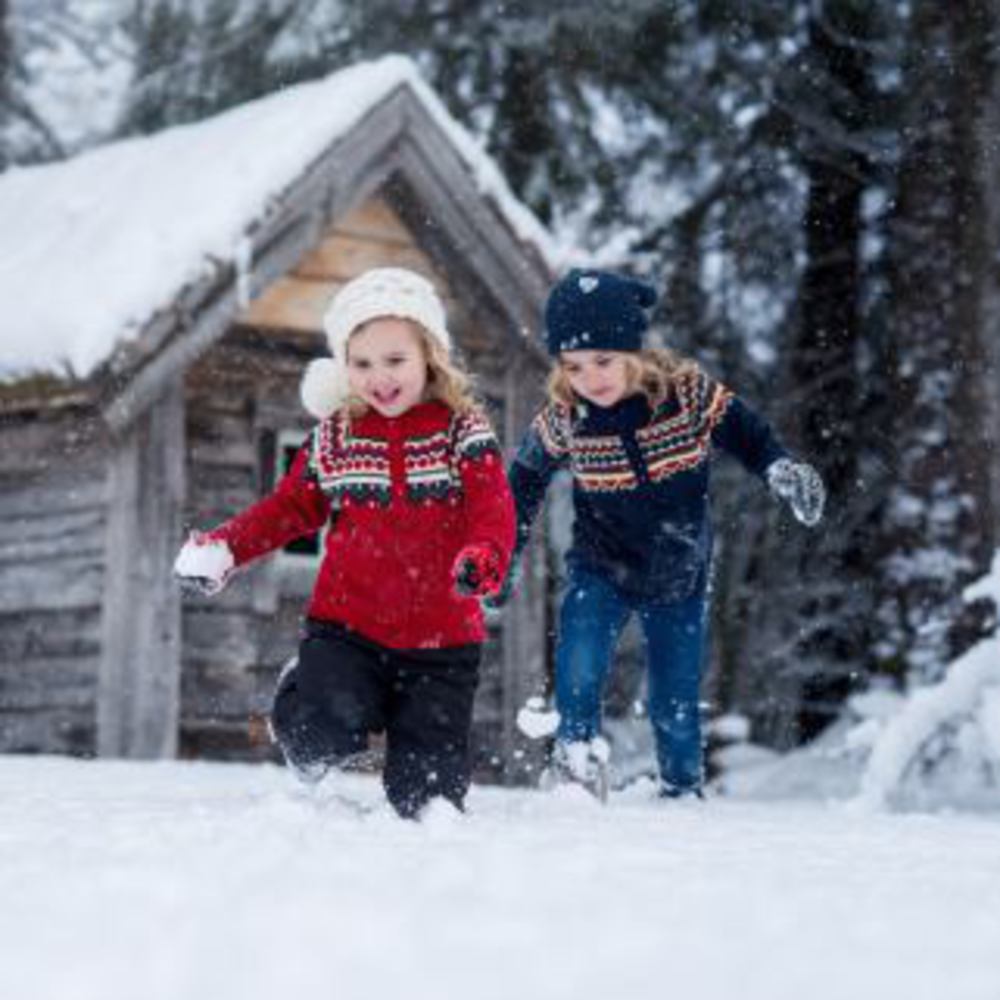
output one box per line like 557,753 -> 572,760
516,696 -> 560,739
173,536 -> 234,593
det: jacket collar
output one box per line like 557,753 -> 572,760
574,393 -> 650,435
348,398 -> 452,436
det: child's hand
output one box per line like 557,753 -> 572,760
482,558 -> 521,612
767,458 -> 826,527
452,544 -> 502,598
173,532 -> 235,596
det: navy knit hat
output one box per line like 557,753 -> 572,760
544,269 -> 658,356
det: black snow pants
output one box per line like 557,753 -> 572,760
270,619 -> 481,818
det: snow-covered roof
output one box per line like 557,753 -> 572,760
0,54 -> 558,381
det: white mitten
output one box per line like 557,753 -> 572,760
766,458 -> 826,527
173,533 -> 235,596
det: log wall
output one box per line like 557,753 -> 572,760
0,412 -> 108,754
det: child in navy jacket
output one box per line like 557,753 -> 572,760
173,268 -> 514,818
506,269 -> 824,798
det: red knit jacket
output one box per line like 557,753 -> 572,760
208,400 -> 515,650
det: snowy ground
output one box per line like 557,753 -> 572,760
2,757 -> 999,1000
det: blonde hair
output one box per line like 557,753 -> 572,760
344,319 -> 479,417
546,347 -> 699,409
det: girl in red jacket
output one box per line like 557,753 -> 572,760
173,268 -> 515,818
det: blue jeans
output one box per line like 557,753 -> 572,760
555,569 -> 707,792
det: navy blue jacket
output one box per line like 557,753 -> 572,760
509,367 -> 787,602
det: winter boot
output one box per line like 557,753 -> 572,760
540,738 -> 611,803
658,783 -> 705,801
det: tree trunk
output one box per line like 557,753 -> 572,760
719,1 -> 880,745
878,0 -> 998,682
0,0 -> 10,171
785,4 -> 874,738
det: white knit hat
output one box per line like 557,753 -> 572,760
300,267 -> 451,419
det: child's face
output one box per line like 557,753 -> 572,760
346,318 -> 428,417
559,350 -> 631,408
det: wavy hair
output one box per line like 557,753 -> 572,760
546,347 -> 699,409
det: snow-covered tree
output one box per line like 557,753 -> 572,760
874,0 -> 998,683
0,0 -> 135,162
0,0 -> 10,167
120,0 -> 328,135
707,1 -> 900,745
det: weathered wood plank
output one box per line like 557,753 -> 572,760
242,269 -> 462,340
497,353 -> 549,781
293,232 -> 438,282
0,384 -> 96,418
0,415 -> 106,474
178,716 -> 278,762
0,607 -> 102,662
188,438 -> 258,469
0,508 -> 105,564
188,458 -> 257,487
0,706 -> 95,754
253,396 -> 316,434
0,655 -> 98,709
187,408 -> 255,447
0,475 -> 106,518
241,276 -> 340,331
0,556 -> 104,611
98,377 -> 185,758
185,340 -> 318,390
186,405 -> 258,469
182,607 -> 259,668
186,472 -> 259,526
334,198 -> 416,243
180,666 -> 262,718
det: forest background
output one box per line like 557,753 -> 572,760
2,0 -> 997,750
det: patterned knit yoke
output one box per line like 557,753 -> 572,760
309,403 -> 497,507
210,400 -> 515,650
509,367 -> 788,602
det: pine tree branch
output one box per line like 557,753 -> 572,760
3,89 -> 64,158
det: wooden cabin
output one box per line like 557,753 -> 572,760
0,57 -> 554,783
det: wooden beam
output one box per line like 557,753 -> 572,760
498,352 -> 549,783
98,376 -> 186,758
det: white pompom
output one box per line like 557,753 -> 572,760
300,357 -> 348,419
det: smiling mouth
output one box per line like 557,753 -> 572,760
372,387 -> 402,406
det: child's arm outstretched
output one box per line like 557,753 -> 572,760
697,372 -> 825,527
509,407 -> 569,552
484,406 -> 569,605
449,410 -> 517,599
174,440 -> 330,594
